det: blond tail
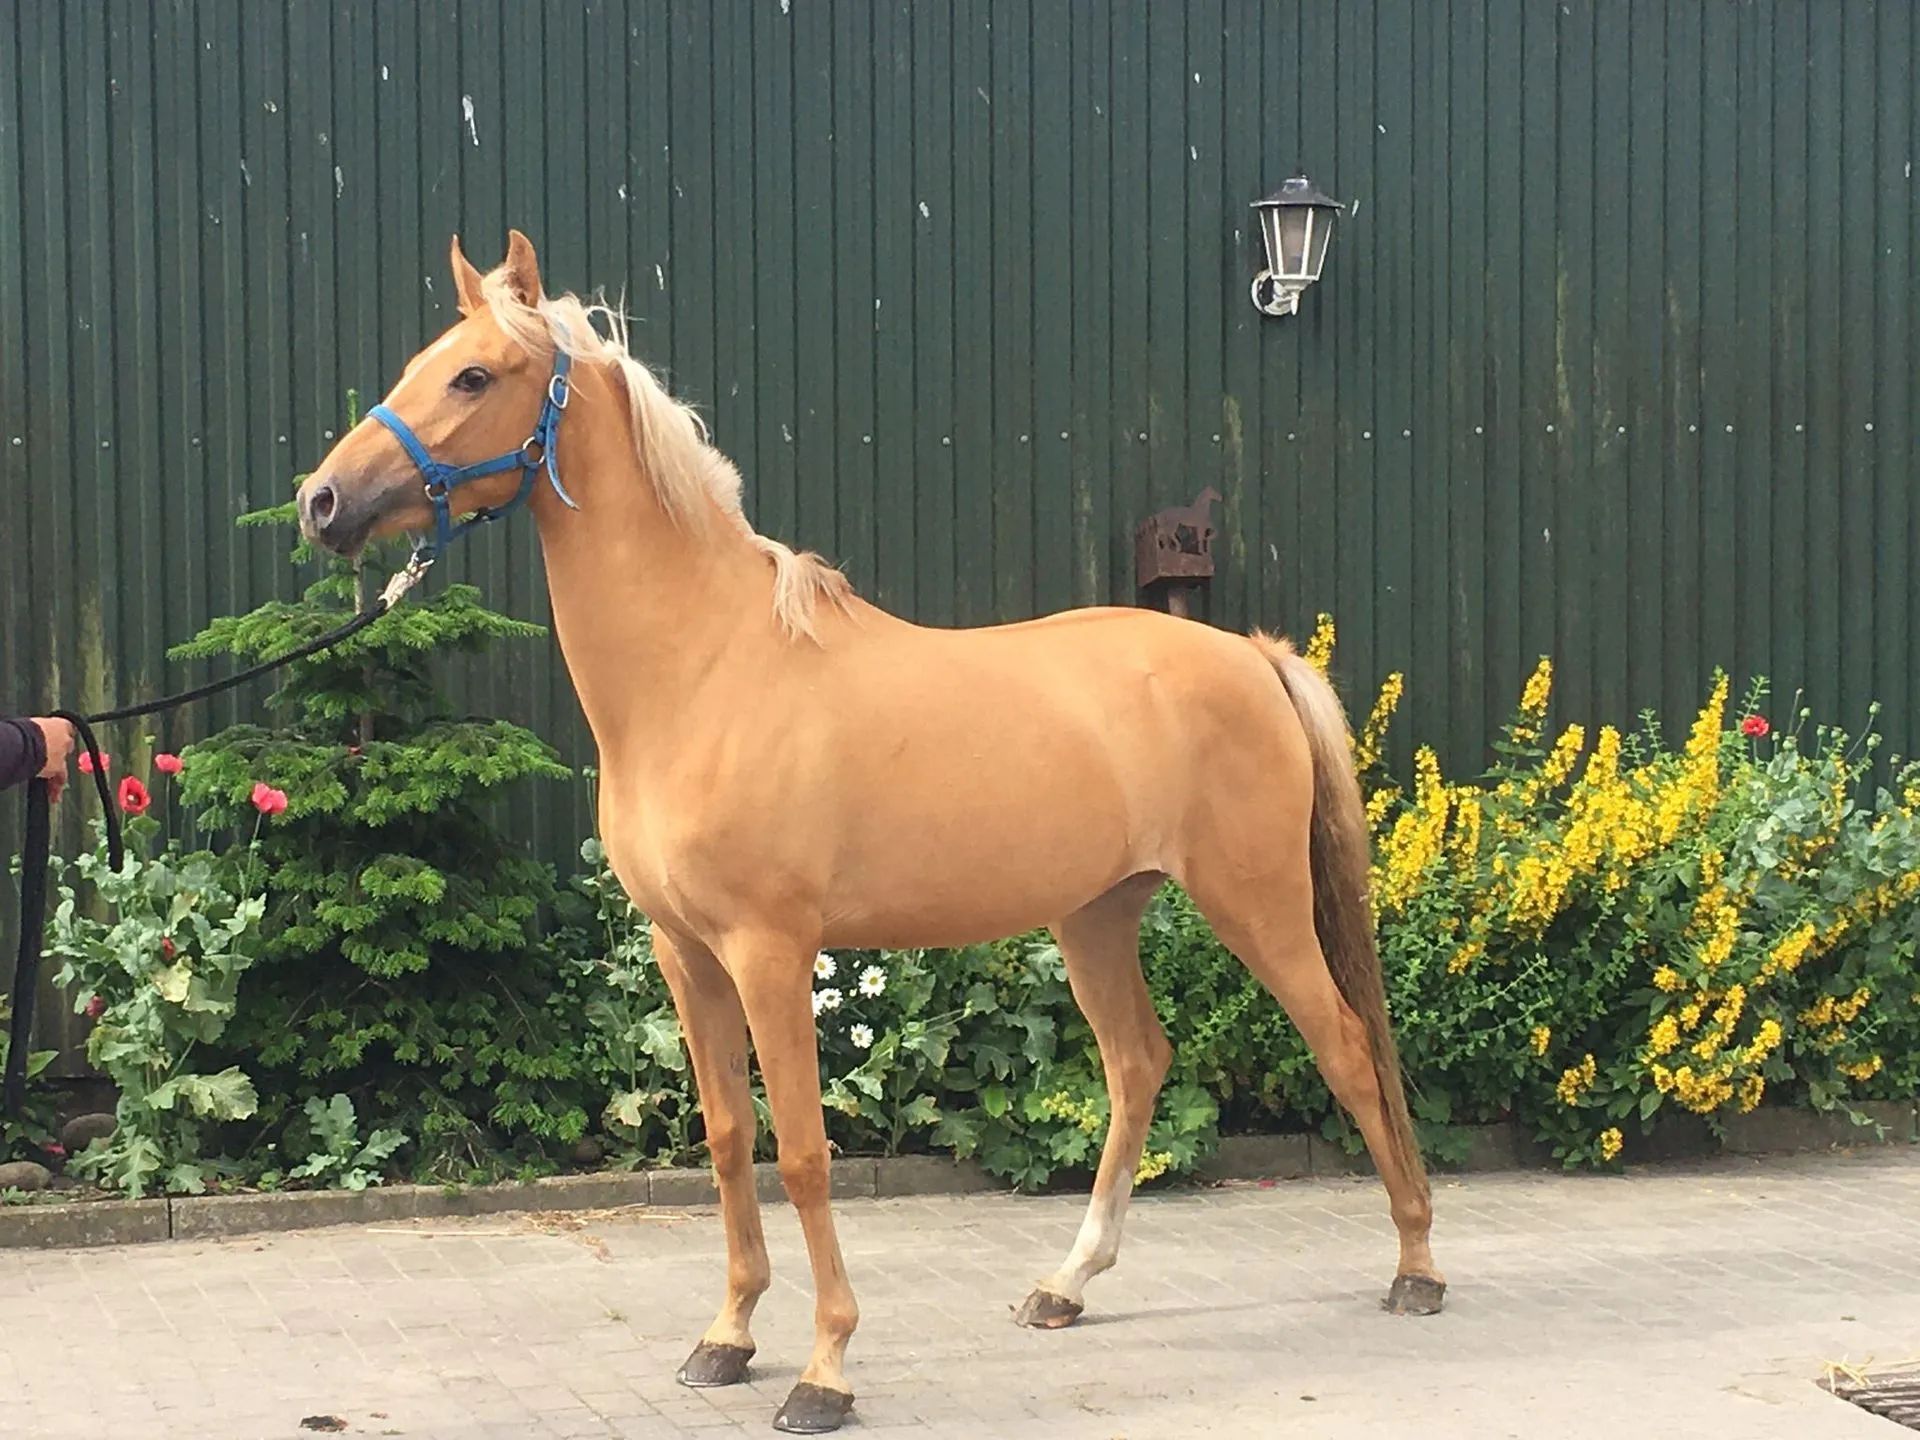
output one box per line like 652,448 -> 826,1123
1258,634 -> 1428,1198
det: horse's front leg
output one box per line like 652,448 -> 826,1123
655,926 -> 772,1389
730,932 -> 860,1435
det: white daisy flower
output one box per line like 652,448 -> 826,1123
811,987 -> 843,1016
849,1023 -> 874,1050
858,965 -> 887,997
813,952 -> 837,980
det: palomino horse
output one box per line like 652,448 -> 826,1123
298,232 -> 1443,1434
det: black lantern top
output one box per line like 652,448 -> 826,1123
1251,172 -> 1343,214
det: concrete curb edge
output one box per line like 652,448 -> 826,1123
3,1101 -> 1912,1250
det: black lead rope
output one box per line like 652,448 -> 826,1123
4,560 -> 430,1113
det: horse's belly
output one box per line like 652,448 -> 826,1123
816,762 -> 1150,946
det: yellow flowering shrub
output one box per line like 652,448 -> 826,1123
1334,624 -> 1920,1170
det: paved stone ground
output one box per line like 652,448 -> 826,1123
4,1151 -> 1918,1439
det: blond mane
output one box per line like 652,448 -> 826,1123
478,269 -> 853,642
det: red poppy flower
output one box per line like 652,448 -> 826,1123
1740,714 -> 1770,739
77,750 -> 111,775
117,776 -> 151,816
84,995 -> 106,1020
250,782 -> 289,816
42,1142 -> 65,1159
153,753 -> 184,776
161,938 -> 176,960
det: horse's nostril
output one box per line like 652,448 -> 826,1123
307,481 -> 338,528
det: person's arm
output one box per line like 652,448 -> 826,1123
0,717 -> 72,799
0,717 -> 46,791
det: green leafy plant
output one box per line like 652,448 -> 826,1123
44,789 -> 265,1198
0,998 -> 59,1163
552,836 -> 700,1164
170,416 -> 589,1182
285,1094 -> 407,1190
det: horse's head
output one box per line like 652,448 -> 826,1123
298,231 -> 557,556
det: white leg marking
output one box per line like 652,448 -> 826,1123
1040,1176 -> 1135,1304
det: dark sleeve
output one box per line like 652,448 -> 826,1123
0,716 -> 47,791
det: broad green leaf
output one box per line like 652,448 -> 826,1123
152,960 -> 194,1004
149,1068 -> 259,1121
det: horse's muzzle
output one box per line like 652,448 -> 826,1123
298,473 -> 375,555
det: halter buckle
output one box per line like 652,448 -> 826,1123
548,373 -> 571,409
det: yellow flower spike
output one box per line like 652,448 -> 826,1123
1698,849 -> 1725,890
1446,940 -> 1485,976
1541,724 -> 1587,789
1554,1053 -> 1598,1106
1742,1019 -> 1783,1066
1519,657 -> 1554,718
1530,1025 -> 1551,1057
1354,671 -> 1405,770
1134,1149 -> 1175,1185
1303,613 -> 1337,675
1650,1063 -> 1675,1094
1597,1128 -> 1624,1162
1586,725 -> 1623,786
1737,1075 -> 1765,1113
1373,747 -> 1452,914
1646,1014 -> 1680,1057
1840,1056 -> 1883,1082
1769,923 -> 1816,977
1652,965 -> 1684,993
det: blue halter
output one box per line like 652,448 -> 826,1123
367,350 -> 579,562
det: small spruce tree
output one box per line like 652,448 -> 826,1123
173,415 -> 589,1178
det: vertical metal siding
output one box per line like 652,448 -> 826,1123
4,1 -> 1918,1059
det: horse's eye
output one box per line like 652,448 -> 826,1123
450,365 -> 493,394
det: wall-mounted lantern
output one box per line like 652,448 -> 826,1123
1250,172 -> 1343,317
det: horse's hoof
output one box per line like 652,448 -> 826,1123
677,1340 -> 755,1388
1013,1286 -> 1084,1329
1383,1273 -> 1447,1316
772,1381 -> 854,1434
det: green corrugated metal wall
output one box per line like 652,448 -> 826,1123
4,2 -> 1918,1058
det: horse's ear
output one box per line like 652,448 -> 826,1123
449,234 -> 485,315
501,229 -> 544,305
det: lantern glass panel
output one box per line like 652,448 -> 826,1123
1282,207 -> 1313,278
1304,207 -> 1333,281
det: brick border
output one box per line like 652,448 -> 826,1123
3,1102 -> 1911,1250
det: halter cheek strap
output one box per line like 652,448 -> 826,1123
367,350 -> 578,563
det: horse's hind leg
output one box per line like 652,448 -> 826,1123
1189,866 -> 1444,1314
1014,873 -> 1170,1329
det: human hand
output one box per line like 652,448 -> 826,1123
30,717 -> 74,803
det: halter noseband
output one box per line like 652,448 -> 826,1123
367,350 -> 579,563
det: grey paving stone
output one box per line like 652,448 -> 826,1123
3,1152 -> 1917,1439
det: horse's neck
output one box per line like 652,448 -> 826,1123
532,430 -> 769,765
